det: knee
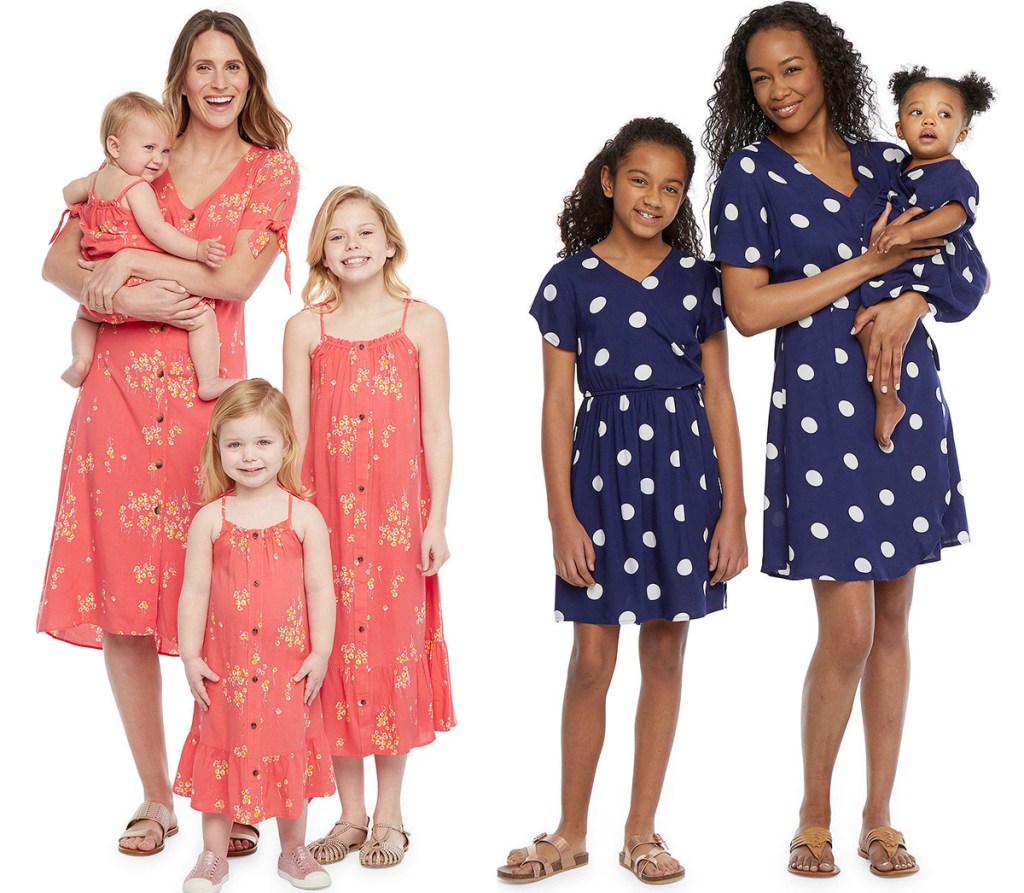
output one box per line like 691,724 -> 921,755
638,626 -> 687,677
567,645 -> 615,694
872,604 -> 910,646
102,632 -> 157,655
820,625 -> 874,673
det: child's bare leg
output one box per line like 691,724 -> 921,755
308,756 -> 369,858
188,304 -> 240,401
501,622 -> 619,876
278,805 -> 331,888
278,807 -> 309,853
855,319 -> 905,447
201,813 -> 233,858
183,814 -> 231,892
622,619 -> 689,879
63,310 -> 99,387
358,753 -> 410,865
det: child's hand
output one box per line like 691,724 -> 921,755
183,656 -> 220,711
708,510 -> 748,585
418,524 -> 450,576
293,652 -> 329,706
196,236 -> 227,268
552,513 -> 596,588
874,225 -> 913,254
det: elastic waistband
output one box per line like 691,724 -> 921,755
583,385 -> 699,398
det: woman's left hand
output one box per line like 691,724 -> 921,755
419,523 -> 450,576
79,253 -> 133,313
708,511 -> 748,585
851,291 -> 929,395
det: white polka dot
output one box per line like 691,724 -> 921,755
617,449 -> 632,466
672,504 -> 687,523
618,611 -> 637,625
641,275 -> 659,290
909,414 -> 923,430
581,256 -> 599,269
911,516 -> 929,534
883,146 -> 906,163
905,362 -> 919,378
806,470 -> 823,487
740,156 -> 756,173
621,503 -> 635,520
619,395 -> 630,411
589,296 -> 606,313
849,505 -> 864,522
880,541 -> 895,558
647,584 -> 662,600
963,267 -> 974,283
763,495 -> 770,510
573,450 -> 579,465
913,263 -> 925,278
598,421 -> 607,437
797,364 -> 814,381
766,442 -> 779,460
772,389 -> 786,409
957,480 -> 964,495
823,198 -> 842,213
543,332 -> 560,346
671,342 -> 684,356
941,438 -> 948,454
811,523 -> 829,539
592,475 -> 603,492
640,478 -> 655,495
760,206 -> 768,223
665,396 -> 676,413
857,165 -> 874,179
672,613 -> 691,622
818,575 -> 835,582
838,400 -> 855,417
833,296 -> 850,310
587,583 -> 603,599
794,162 -> 812,175
699,474 -> 707,490
790,213 -> 810,228
855,557 -> 873,573
594,348 -> 610,366
682,294 -> 698,311
801,417 -> 818,434
724,202 -> 739,220
679,255 -> 696,268
957,531 -> 971,544
639,424 -> 654,441
634,364 -> 653,381
543,284 -> 557,301
691,420 -> 700,436
879,489 -> 895,506
844,452 -> 859,469
643,531 -> 657,547
670,450 -> 680,467
554,610 -> 564,622
798,315 -> 814,328
624,558 -> 639,575
835,348 -> 849,364
745,247 -> 761,263
592,529 -> 605,546
677,559 -> 693,576
803,264 -> 821,277
629,311 -> 647,328
837,242 -> 853,259
911,465 -> 926,482
768,171 -> 788,184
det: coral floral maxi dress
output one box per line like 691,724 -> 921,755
305,300 -> 454,756
38,146 -> 299,654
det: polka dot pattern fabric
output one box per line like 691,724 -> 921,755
711,140 -> 969,581
530,248 -> 727,624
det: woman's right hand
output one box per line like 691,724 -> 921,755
552,513 -> 596,588
113,279 -> 206,325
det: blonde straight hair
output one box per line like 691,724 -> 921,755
302,186 -> 410,311
100,92 -> 175,162
199,379 -> 307,503
163,9 -> 291,150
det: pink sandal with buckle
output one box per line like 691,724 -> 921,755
619,834 -> 685,885
497,832 -> 589,883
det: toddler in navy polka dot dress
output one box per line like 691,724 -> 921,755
855,67 -> 995,447
498,117 -> 746,885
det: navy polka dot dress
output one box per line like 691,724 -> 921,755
530,248 -> 727,624
861,156 -> 986,321
710,140 -> 970,582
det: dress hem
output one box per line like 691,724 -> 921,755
762,535 -> 967,582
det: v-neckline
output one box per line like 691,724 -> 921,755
762,137 -> 861,200
587,246 -> 675,285
164,149 -> 253,213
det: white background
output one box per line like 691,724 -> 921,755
3,1 -> 1020,891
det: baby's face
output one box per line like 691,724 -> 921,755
109,117 -> 173,181
896,81 -> 968,162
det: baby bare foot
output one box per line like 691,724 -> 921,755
62,357 -> 90,388
874,391 -> 906,448
198,377 -> 243,402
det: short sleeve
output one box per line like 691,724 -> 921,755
695,262 -> 726,342
944,163 -> 979,227
240,149 -> 300,287
529,263 -> 577,351
710,147 -> 775,271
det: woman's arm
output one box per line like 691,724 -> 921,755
293,503 -> 335,706
411,304 -> 452,576
177,506 -> 220,711
541,340 -> 594,588
699,331 -> 748,585
282,311 -> 316,467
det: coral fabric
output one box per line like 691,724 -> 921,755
38,146 -> 299,654
174,495 -> 335,822
304,300 -> 455,756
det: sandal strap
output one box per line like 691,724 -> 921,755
124,801 -> 173,836
534,832 -> 579,869
864,826 -> 905,861
790,827 -> 832,862
624,834 -> 673,879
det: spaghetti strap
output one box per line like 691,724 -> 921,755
287,494 -> 294,523
88,168 -> 102,197
400,298 -> 412,331
319,308 -> 326,340
220,496 -> 228,520
114,178 -> 149,203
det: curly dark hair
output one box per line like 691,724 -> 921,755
703,2 -> 878,180
557,117 -> 702,259
889,66 -> 995,127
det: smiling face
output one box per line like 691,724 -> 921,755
745,26 -> 828,136
322,200 -> 397,285
183,30 -> 250,133
600,141 -> 688,242
896,81 -> 968,162
108,116 -> 173,181
218,413 -> 288,492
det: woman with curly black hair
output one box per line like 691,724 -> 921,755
497,117 -> 746,885
705,1 -> 981,879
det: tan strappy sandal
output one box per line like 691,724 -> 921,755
619,834 -> 685,885
359,822 -> 410,868
858,826 -> 919,877
788,826 -> 840,877
308,816 -> 371,864
227,823 -> 259,857
497,832 -> 590,883
118,801 -> 178,856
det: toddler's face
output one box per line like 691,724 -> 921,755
896,82 -> 968,162
109,116 -> 173,181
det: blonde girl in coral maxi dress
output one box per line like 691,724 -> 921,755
38,11 -> 298,858
283,186 -> 455,869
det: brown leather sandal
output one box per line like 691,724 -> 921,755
118,801 -> 178,856
308,816 -> 371,864
497,832 -> 589,883
359,822 -> 410,868
619,834 -> 685,885
858,826 -> 919,877
788,826 -> 840,877
227,823 -> 259,858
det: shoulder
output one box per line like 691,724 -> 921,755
405,300 -> 448,350
851,139 -> 908,170
292,498 -> 328,539
284,307 -> 322,347
244,145 -> 300,188
405,298 -> 446,327
188,501 -> 221,539
541,251 -> 593,289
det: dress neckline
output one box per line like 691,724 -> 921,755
761,137 -> 861,200
158,146 -> 257,213
585,246 -> 677,285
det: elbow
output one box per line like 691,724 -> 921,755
728,307 -> 763,338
